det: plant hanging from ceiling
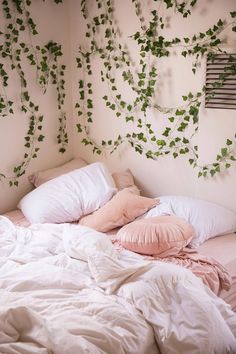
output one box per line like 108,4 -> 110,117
75,0 -> 236,178
0,0 -> 67,186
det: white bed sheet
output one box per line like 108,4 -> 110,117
0,217 -> 236,353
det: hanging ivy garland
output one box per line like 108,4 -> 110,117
75,0 -> 236,178
0,0 -> 67,186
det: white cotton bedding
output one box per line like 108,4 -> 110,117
4,209 -> 236,308
0,216 -> 236,354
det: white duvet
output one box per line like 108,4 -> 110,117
0,216 -> 236,354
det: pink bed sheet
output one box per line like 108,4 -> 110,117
3,209 -> 236,311
198,233 -> 236,312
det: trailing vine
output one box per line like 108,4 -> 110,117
0,0 -> 67,186
75,0 -> 236,178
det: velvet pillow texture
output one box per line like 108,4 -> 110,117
79,187 -> 158,232
116,215 -> 194,256
28,158 -> 88,187
19,162 -> 117,224
112,169 -> 139,192
144,196 -> 236,247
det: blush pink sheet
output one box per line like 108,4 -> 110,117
150,248 -> 231,296
198,233 -> 236,312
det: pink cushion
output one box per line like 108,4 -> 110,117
79,188 -> 158,232
3,209 -> 31,227
116,215 -> 194,256
112,169 -> 139,193
28,157 -> 88,187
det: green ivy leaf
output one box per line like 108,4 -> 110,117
221,147 -> 228,157
38,135 -> 45,142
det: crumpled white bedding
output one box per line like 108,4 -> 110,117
0,216 -> 236,354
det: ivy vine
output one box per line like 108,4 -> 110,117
0,0 -> 67,186
75,0 -> 236,178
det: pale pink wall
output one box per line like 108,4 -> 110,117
1,1 -> 235,214
70,0 -> 236,212
0,2 -> 74,213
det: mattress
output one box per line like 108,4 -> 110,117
3,209 -> 236,311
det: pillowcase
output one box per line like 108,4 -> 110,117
112,169 -> 138,191
28,157 -> 88,187
19,162 -> 117,224
116,215 -> 194,256
79,187 -> 158,232
3,209 -> 31,227
136,200 -> 173,220
145,196 -> 236,248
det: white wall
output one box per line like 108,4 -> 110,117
0,1 -> 74,213
69,0 -> 236,212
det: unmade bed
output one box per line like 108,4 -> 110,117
1,209 -> 236,353
4,208 -> 236,312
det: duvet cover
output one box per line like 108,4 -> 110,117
0,216 -> 236,354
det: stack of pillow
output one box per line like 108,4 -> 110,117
17,158 -> 236,257
19,158 -> 158,229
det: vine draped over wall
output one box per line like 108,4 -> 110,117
0,0 -> 236,187
75,0 -> 236,178
0,0 -> 67,186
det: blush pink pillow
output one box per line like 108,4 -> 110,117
112,169 -> 139,192
116,215 -> 194,257
28,157 -> 88,187
79,188 -> 158,232
3,209 -> 31,227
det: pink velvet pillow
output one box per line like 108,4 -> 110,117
28,157 -> 88,187
79,187 -> 158,232
116,215 -> 194,257
112,169 -> 138,191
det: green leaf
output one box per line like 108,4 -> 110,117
127,104 -> 132,111
230,11 -> 236,18
173,152 -> 178,159
210,169 -> 216,177
221,147 -> 228,157
76,124 -> 82,133
38,135 -> 45,142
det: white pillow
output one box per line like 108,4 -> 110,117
139,201 -> 173,219
147,196 -> 236,247
18,162 -> 116,224
63,224 -> 116,262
